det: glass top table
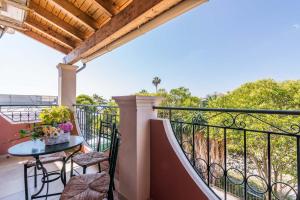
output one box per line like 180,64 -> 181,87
8,136 -> 84,157
8,136 -> 84,200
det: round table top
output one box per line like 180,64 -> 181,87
8,136 -> 84,157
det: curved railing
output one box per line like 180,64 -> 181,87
154,106 -> 300,200
74,104 -> 119,152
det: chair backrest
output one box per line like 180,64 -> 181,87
108,128 -> 120,200
97,120 -> 116,152
108,123 -> 117,161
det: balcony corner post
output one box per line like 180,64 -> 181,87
57,63 -> 78,110
113,95 -> 162,200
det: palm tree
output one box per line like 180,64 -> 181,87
152,77 -> 161,93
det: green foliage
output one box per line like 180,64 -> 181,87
75,95 -> 119,137
136,87 -> 201,124
92,94 -> 107,105
19,129 -> 28,138
163,87 -> 200,107
76,94 -> 95,105
201,92 -> 220,107
76,94 -> 108,105
138,89 -> 150,95
208,79 -> 300,110
19,125 -> 45,141
207,79 -> 300,189
39,106 -> 71,125
136,86 -> 201,107
107,99 -> 117,107
102,99 -> 119,124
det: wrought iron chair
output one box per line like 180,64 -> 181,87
70,121 -> 117,176
60,131 -> 120,200
24,152 -> 66,197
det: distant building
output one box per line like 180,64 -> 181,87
0,94 -> 58,105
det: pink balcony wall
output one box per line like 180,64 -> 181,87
0,115 -> 30,155
150,119 -> 210,200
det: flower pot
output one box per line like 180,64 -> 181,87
44,132 -> 70,146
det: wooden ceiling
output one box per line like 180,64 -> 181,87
9,0 -> 207,64
19,0 -> 132,54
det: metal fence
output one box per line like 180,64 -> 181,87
154,106 -> 300,200
0,105 -> 57,122
74,104 -> 119,152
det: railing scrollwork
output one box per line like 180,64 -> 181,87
154,106 -> 300,200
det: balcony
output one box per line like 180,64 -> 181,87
0,0 -> 297,199
0,101 -> 299,200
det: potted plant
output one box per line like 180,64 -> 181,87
39,106 -> 71,126
19,106 -> 74,145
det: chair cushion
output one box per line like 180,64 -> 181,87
27,151 -> 66,167
72,152 -> 108,167
60,172 -> 110,200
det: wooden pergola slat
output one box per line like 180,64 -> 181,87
25,17 -> 76,49
93,0 -> 116,16
29,1 -> 85,42
64,0 -> 170,64
20,30 -> 70,54
8,0 -> 206,58
48,0 -> 99,31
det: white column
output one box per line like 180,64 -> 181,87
113,95 -> 162,200
57,63 -> 78,109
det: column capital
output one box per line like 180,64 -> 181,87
113,95 -> 162,108
57,63 -> 78,71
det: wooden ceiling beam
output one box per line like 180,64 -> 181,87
24,17 -> 76,49
19,30 -> 70,54
63,0 -> 170,64
29,1 -> 85,41
93,0 -> 117,16
64,0 -> 207,64
48,0 -> 98,31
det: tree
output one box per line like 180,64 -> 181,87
75,94 -> 118,146
136,87 -> 201,107
137,89 -> 150,95
76,94 -> 95,105
207,79 -> 300,197
201,92 -> 222,107
136,87 -> 201,122
152,76 -> 161,93
92,94 -> 107,105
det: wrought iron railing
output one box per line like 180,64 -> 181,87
0,105 -> 57,122
74,104 -> 119,152
154,106 -> 300,200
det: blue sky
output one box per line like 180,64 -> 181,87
1,1 -> 300,99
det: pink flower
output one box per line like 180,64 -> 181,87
59,122 -> 73,133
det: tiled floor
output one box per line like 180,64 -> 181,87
0,155 -> 104,200
0,155 -> 238,200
